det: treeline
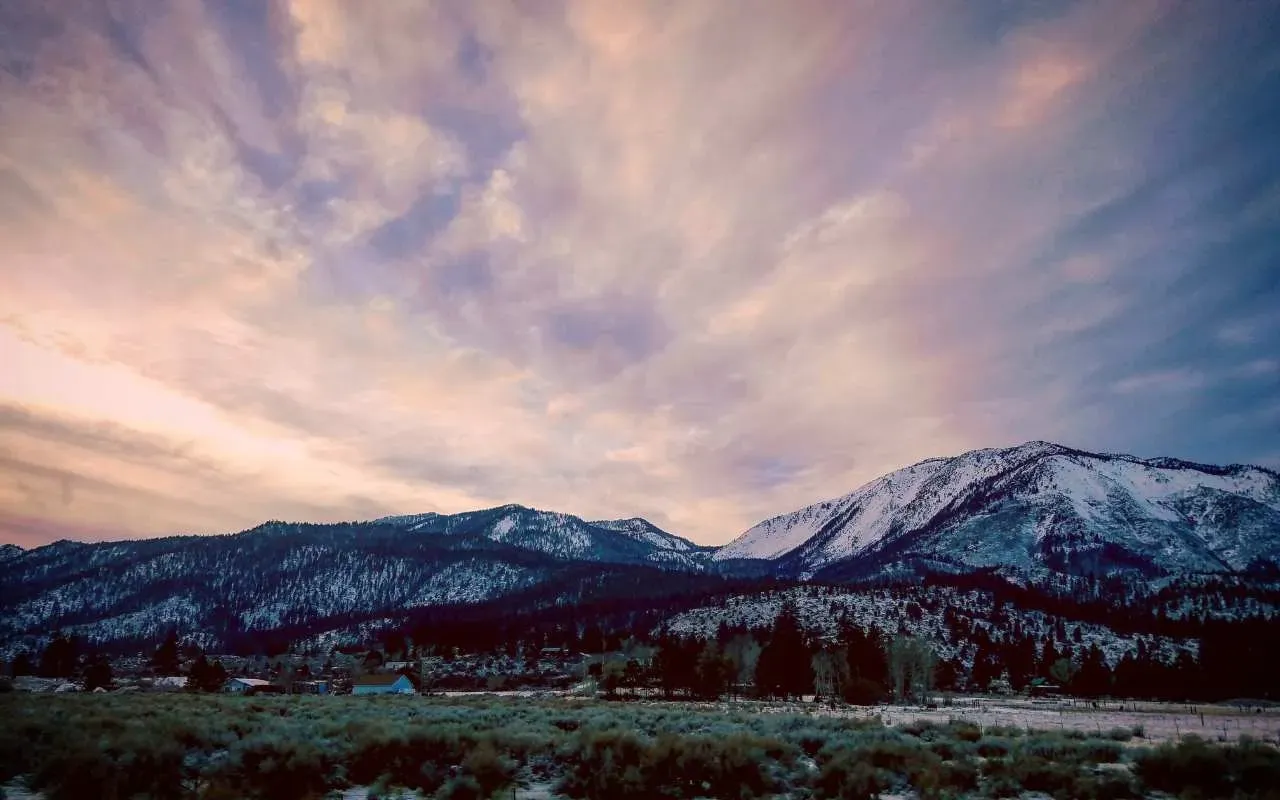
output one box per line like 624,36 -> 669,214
562,604 -> 1278,704
4,631 -> 229,693
12,589 -> 1277,705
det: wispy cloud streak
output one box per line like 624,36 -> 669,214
2,0 -> 1278,545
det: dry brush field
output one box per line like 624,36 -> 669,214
2,693 -> 1279,799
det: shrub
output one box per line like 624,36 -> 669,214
230,735 -> 338,799
557,729 -> 651,800
461,740 -> 515,798
1135,736 -> 1280,799
1073,771 -> 1139,800
798,732 -> 828,757
912,757 -> 979,799
1135,736 -> 1231,798
814,751 -> 890,800
1076,738 -> 1124,764
950,721 -> 983,742
983,725 -> 1025,738
1106,727 -> 1135,742
900,719 -> 939,739
436,774 -> 483,800
29,731 -> 188,800
985,752 -> 1081,799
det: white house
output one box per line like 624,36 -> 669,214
224,677 -> 272,694
352,674 -> 415,695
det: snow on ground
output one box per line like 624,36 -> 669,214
744,697 -> 1280,745
662,585 -> 1197,667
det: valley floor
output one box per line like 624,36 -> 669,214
741,696 -> 1280,746
2,693 -> 1277,799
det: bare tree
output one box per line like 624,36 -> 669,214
723,634 -> 761,697
811,647 -> 851,704
888,635 -> 936,705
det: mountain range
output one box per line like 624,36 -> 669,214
2,441 -> 1277,654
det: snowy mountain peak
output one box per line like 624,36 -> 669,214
588,517 -> 707,553
368,505 -> 707,569
713,443 -> 1280,584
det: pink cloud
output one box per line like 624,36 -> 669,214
1,0 -> 1270,547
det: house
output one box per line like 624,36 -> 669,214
292,680 -> 330,695
352,674 -> 415,695
224,677 -> 272,694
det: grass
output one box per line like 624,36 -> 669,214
0,694 -> 1275,799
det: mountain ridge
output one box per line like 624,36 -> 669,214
715,441 -> 1280,584
4,442 -> 1277,656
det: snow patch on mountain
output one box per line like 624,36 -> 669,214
713,441 -> 1280,582
662,585 -> 1197,668
589,517 -> 706,553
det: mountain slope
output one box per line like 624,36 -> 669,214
0,521 -> 564,653
379,505 -> 709,570
714,442 -> 1280,583
589,517 -> 710,554
0,507 -> 705,654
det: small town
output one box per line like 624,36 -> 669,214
4,637 -> 618,698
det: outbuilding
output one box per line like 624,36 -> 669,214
352,674 -> 415,695
224,677 -> 272,694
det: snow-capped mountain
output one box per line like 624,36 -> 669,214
0,507 -> 708,655
4,444 -> 1277,656
378,504 -> 709,569
714,442 -> 1280,583
589,517 -> 708,553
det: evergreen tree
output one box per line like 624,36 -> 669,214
840,622 -> 888,685
151,630 -> 181,676
83,654 -> 113,691
1004,635 -> 1037,690
189,654 -> 229,692
39,634 -> 78,678
652,636 -> 698,698
694,641 -> 732,699
838,622 -> 887,704
1071,643 -> 1111,698
1039,638 -> 1061,681
755,603 -> 813,699
971,638 -> 1000,691
11,650 -> 33,677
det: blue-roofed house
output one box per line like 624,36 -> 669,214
352,673 -> 415,695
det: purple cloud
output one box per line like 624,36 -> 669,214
1,0 -> 1277,546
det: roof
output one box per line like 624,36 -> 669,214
353,673 -> 412,686
228,677 -> 272,687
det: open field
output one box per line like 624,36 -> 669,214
3,694 -> 1279,799
744,696 -> 1280,746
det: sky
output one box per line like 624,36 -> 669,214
1,0 -> 1278,549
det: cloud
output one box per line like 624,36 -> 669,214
1112,370 -> 1207,396
2,0 -> 1278,547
